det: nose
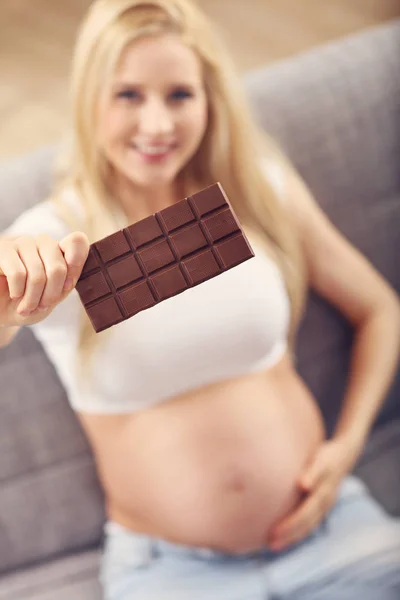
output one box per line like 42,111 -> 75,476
139,97 -> 174,137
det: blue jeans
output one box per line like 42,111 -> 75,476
100,476 -> 400,599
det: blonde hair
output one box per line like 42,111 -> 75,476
52,0 -> 308,376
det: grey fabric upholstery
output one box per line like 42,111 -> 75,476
245,19 -> 400,433
0,20 -> 399,599
0,551 -> 101,599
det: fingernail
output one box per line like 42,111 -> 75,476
18,309 -> 31,317
38,306 -> 49,312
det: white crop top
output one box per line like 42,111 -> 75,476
3,162 -> 290,414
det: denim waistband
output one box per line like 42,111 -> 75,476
104,520 -> 265,560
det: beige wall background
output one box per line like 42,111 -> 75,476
1,0 -> 399,158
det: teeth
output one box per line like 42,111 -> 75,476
135,145 -> 170,155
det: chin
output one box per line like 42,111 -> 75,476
122,165 -> 180,188
134,171 -> 176,186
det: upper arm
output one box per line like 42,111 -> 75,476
280,165 -> 398,325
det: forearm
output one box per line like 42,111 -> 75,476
333,295 -> 400,449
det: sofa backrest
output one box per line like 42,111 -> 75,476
245,19 -> 400,432
1,20 -> 399,574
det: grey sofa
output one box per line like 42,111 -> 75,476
1,20 -> 399,599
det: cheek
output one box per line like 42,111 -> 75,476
97,104 -> 130,147
182,102 -> 208,146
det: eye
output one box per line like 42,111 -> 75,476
116,89 -> 140,101
169,88 -> 193,102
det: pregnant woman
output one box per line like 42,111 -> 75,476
1,1 -> 399,598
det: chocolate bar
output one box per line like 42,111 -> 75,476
76,183 -> 254,332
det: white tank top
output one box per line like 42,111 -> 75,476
3,162 -> 290,413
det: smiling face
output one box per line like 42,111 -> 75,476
96,33 -> 208,200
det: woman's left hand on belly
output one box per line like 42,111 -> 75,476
266,437 -> 364,551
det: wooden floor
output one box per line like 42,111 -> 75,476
1,0 -> 399,158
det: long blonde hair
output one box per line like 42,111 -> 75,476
52,0 -> 308,374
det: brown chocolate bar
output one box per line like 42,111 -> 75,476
76,183 -> 254,332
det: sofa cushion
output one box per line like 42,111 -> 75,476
294,194 -> 400,433
0,549 -> 102,600
0,147 -> 106,575
245,20 -> 400,224
0,330 -> 105,575
245,21 -> 400,432
354,419 -> 400,517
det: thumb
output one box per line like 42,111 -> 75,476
59,231 -> 90,287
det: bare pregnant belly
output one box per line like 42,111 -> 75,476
79,354 -> 325,552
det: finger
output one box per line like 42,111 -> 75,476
275,511 -> 323,550
271,487 -> 332,549
287,490 -> 335,548
299,457 -> 327,492
271,485 -> 325,539
59,232 -> 90,290
15,238 -> 47,314
0,243 -> 27,299
36,235 -> 68,309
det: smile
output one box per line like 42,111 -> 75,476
131,143 -> 176,158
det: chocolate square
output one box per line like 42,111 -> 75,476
76,183 -> 254,332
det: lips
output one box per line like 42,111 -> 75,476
135,145 -> 170,154
131,142 -> 176,158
